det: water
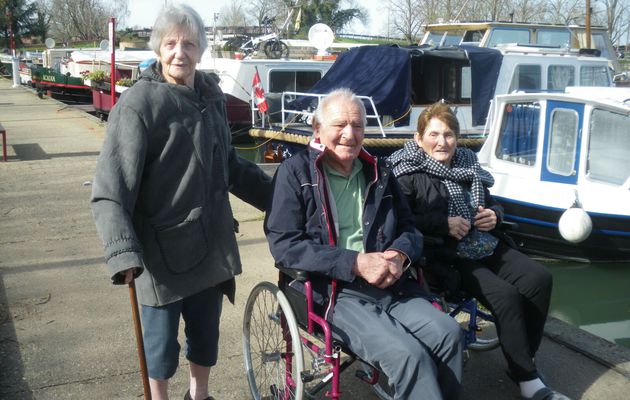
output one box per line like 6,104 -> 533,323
234,143 -> 263,163
546,261 -> 630,349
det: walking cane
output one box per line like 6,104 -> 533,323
128,280 -> 152,400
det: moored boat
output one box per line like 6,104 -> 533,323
419,21 -> 621,72
477,87 -> 630,262
248,43 -> 613,160
197,51 -> 335,142
30,65 -> 92,103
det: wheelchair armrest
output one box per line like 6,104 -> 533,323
276,264 -> 310,282
499,220 -> 519,231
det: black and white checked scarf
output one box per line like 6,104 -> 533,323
389,141 -> 494,222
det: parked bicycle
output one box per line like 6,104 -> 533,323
239,15 -> 291,59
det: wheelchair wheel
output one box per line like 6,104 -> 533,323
360,362 -> 394,400
264,40 -> 290,59
243,282 -> 305,400
451,301 -> 500,351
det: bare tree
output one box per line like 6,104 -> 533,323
249,0 -> 286,26
220,0 -> 251,28
46,0 -> 128,43
595,0 -> 630,45
389,0 -> 422,43
510,0 -> 548,23
543,0 -> 583,24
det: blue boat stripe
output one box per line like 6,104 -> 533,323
504,214 -> 558,228
504,214 -> 630,237
495,196 -> 630,220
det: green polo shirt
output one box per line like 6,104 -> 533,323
324,160 -> 366,252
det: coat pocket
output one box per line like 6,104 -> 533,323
155,207 -> 208,274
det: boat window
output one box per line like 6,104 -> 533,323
410,58 -> 471,105
509,65 -> 541,92
269,70 -> 322,93
487,28 -> 530,47
424,32 -> 445,46
536,30 -> 571,47
547,108 -> 578,176
443,31 -> 466,46
495,102 -> 540,165
588,109 -> 630,185
462,30 -> 485,43
446,64 -> 459,100
461,66 -> 472,100
579,66 -> 610,86
548,65 -> 574,91
591,33 -> 613,60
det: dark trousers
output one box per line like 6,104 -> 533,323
454,242 -> 552,381
332,281 -> 464,400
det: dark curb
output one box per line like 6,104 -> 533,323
545,316 -> 630,379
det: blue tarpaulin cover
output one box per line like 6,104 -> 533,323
461,46 -> 503,126
292,45 -> 412,121
291,44 -> 503,127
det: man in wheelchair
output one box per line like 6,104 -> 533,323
265,88 -> 464,399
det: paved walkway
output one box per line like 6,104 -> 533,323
1,78 -> 630,399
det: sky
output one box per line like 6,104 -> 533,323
122,0 -> 390,36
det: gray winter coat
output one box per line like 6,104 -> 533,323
91,64 -> 271,306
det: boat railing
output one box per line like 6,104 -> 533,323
251,90 -> 387,137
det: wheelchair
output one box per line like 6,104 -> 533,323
242,263 -> 499,400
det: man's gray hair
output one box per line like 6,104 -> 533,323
148,4 -> 208,62
313,88 -> 367,127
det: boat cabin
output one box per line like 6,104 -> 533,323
249,44 -> 612,157
197,54 -> 334,133
477,87 -> 630,261
420,21 -> 620,72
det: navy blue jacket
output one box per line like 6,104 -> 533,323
264,141 -> 423,301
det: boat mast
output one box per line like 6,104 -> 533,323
585,0 -> 591,48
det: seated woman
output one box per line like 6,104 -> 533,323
388,103 -> 571,400
265,89 -> 463,400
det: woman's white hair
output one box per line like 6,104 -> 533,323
313,88 -> 367,127
148,3 -> 208,62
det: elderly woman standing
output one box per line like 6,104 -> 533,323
388,103 -> 570,400
91,4 -> 271,400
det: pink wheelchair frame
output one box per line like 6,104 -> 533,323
242,266 -> 499,400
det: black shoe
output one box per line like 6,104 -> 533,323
184,389 -> 215,400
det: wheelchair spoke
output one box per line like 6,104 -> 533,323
244,282 -> 304,400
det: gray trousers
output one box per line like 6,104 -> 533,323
332,282 -> 464,400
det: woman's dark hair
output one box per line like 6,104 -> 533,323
416,102 -> 460,139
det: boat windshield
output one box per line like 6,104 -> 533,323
487,28 -> 530,47
587,108 -> 630,185
424,32 -> 445,46
537,30 -> 571,47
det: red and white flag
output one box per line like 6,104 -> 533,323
252,69 -> 268,113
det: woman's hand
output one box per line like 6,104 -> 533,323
474,206 -> 497,231
119,268 -> 138,284
448,216 -> 471,240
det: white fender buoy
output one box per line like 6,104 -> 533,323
558,207 -> 592,243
